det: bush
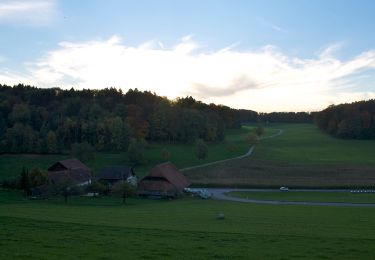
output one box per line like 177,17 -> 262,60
195,138 -> 208,160
111,181 -> 136,204
255,124 -> 265,136
246,132 -> 258,146
160,148 -> 171,161
1,177 -> 20,189
86,181 -> 106,196
127,138 -> 145,166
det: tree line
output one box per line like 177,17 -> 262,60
315,99 -> 375,139
0,84 -> 258,154
258,112 -> 313,123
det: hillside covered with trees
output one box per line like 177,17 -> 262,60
0,84 -> 257,154
315,99 -> 375,139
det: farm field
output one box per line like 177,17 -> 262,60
0,126 -> 270,181
1,189 -> 375,259
227,191 -> 375,204
185,123 -> 375,188
251,123 -> 375,165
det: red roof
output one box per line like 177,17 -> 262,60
138,162 -> 190,196
148,162 -> 190,190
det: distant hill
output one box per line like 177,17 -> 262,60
315,99 -> 375,139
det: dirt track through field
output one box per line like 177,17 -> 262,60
180,129 -> 283,172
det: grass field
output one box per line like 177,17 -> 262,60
227,191 -> 375,203
1,189 -> 375,259
0,126 -> 261,181
252,123 -> 375,165
185,123 -> 375,188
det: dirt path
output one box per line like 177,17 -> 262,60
206,188 -> 375,207
180,129 -> 283,172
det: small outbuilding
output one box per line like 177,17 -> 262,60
96,165 -> 135,187
48,158 -> 91,186
138,162 -> 190,197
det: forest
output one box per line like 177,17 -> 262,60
0,84 -> 258,154
258,112 -> 313,123
315,99 -> 375,139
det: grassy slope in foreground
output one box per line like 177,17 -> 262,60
227,191 -> 375,203
1,190 -> 375,259
0,126 -> 261,181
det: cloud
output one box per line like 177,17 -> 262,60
1,35 -> 375,112
0,0 -> 58,26
189,75 -> 257,98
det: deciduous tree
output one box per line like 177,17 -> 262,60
195,138 -> 208,160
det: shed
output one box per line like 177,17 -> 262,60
138,162 -> 190,197
96,166 -> 134,187
48,158 -> 91,186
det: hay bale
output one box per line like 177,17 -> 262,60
216,213 -> 225,220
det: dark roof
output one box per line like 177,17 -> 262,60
141,162 -> 190,191
48,158 -> 90,171
47,158 -> 91,185
97,166 -> 133,181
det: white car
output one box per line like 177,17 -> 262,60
279,186 -> 289,192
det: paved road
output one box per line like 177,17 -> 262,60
180,129 -> 283,172
205,188 -> 375,207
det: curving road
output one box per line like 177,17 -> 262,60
180,129 -> 283,172
182,128 -> 375,207
206,188 -> 375,207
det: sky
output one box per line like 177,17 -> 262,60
1,0 -> 375,112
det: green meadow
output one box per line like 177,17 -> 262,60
185,123 -> 375,188
252,123 -> 375,165
2,124 -> 375,258
0,126 -> 258,181
1,190 -> 375,259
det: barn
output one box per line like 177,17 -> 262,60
96,165 -> 135,187
48,158 -> 92,186
138,162 -> 190,197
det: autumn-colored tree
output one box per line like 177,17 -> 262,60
29,168 -> 49,187
160,148 -> 171,161
225,141 -> 237,152
255,124 -> 265,137
195,139 -> 208,160
246,132 -> 258,146
47,130 -> 57,153
126,104 -> 149,140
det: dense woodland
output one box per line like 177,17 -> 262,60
258,112 -> 313,123
0,84 -> 258,154
315,99 -> 375,139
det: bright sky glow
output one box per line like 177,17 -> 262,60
1,0 -> 375,112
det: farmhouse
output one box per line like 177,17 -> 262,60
48,158 -> 91,186
96,165 -> 135,187
138,162 -> 190,197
